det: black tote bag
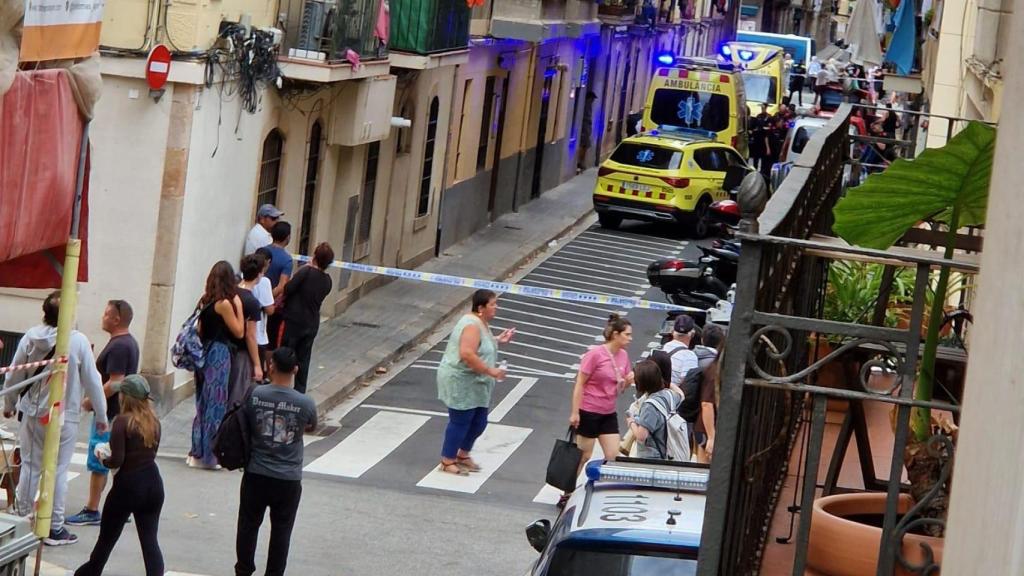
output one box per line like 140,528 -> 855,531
545,427 -> 584,493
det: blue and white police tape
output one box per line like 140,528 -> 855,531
294,255 -> 701,313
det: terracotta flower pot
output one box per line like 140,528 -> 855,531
807,493 -> 943,576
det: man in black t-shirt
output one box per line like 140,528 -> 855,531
67,300 -> 139,527
233,254 -> 266,407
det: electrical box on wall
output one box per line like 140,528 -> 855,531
327,75 -> 398,147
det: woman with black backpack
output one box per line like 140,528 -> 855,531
189,261 -> 244,470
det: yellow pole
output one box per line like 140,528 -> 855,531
33,122 -> 89,540
32,239 -> 80,539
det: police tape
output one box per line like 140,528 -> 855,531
293,256 -> 702,314
0,356 -> 64,376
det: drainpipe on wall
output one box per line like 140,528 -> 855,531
140,84 -> 195,414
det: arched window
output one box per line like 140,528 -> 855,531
417,97 -> 440,217
257,129 -> 284,209
298,121 -> 323,256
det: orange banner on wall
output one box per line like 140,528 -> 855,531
20,0 -> 105,62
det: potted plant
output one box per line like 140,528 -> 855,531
805,121 -> 996,575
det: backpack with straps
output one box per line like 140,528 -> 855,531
646,395 -> 691,462
668,346 -> 717,423
170,304 -> 206,372
213,386 -> 254,471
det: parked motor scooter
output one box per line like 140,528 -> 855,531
697,244 -> 739,287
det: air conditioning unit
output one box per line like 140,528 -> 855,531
298,0 -> 326,51
328,75 -> 398,147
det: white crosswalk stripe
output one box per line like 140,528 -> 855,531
416,424 -> 532,494
304,411 -> 430,478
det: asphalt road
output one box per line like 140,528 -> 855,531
35,219 -> 703,576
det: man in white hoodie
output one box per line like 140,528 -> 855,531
3,290 -> 108,546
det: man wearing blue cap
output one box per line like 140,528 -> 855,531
245,204 -> 284,256
661,315 -> 699,385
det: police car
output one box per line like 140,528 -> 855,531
524,458 -> 707,575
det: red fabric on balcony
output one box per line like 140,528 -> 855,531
0,69 -> 89,288
374,0 -> 390,45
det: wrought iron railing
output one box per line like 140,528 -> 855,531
698,104 -> 975,575
281,0 -> 387,63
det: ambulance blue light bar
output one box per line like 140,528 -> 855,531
657,52 -> 675,65
585,461 -> 709,493
720,45 -> 732,57
658,126 -> 718,140
738,49 -> 755,61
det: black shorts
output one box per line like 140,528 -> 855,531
577,410 -> 619,439
693,430 -> 708,448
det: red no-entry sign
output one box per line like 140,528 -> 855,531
146,44 -> 172,91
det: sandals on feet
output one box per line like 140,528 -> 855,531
439,461 -> 469,476
456,456 -> 481,472
556,494 -> 571,510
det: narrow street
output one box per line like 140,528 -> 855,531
35,219 -> 702,575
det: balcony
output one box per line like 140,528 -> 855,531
698,105 -> 985,575
278,0 -> 389,82
472,0 -> 600,42
390,0 -> 471,55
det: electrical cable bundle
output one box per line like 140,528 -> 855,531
205,25 -> 283,114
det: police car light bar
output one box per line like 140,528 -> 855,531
585,461 -> 710,493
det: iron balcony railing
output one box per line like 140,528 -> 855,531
281,0 -> 387,63
390,0 -> 471,54
698,104 -> 975,575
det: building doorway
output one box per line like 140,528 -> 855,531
531,72 -> 554,199
487,74 -> 510,219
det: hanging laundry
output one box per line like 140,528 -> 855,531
374,0 -> 390,45
345,48 -> 363,71
885,0 -> 916,75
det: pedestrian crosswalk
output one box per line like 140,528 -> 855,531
299,227 -> 692,506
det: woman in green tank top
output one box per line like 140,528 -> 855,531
436,289 -> 515,475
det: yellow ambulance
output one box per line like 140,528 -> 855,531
642,56 -> 749,157
721,42 -> 786,116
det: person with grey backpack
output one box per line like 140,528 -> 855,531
627,360 -> 689,461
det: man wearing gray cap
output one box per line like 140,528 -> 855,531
245,204 -> 284,255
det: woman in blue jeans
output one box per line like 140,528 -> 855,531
436,289 -> 515,475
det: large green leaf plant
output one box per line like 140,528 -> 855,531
833,121 -> 995,443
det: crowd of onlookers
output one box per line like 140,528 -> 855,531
0,203 -> 331,574
751,54 -> 922,180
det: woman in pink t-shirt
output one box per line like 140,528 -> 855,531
564,315 -> 634,502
